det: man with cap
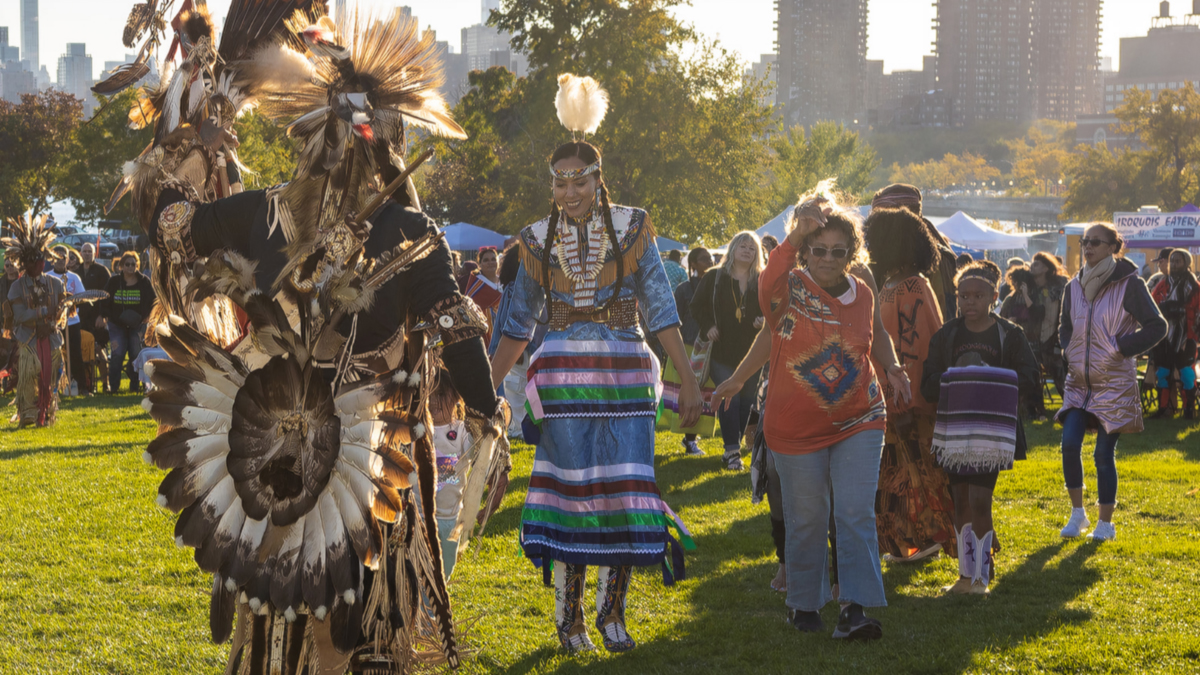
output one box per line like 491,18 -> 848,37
1147,248 -> 1173,292
869,184 -> 959,320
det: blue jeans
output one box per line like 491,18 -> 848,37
772,429 -> 886,612
1060,408 -> 1119,505
710,359 -> 760,452
108,323 -> 143,392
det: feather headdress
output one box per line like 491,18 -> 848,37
1,214 -> 59,269
555,74 -> 609,140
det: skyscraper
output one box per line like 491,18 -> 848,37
1032,0 -> 1103,121
20,0 -> 37,73
935,0 -> 1034,126
481,0 -> 501,24
775,0 -> 869,128
57,43 -> 93,115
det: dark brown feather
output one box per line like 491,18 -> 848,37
92,60 -> 151,95
210,574 -> 237,644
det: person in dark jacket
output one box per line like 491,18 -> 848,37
101,251 -> 156,393
664,246 -> 715,455
922,261 -> 1041,594
691,231 -> 765,469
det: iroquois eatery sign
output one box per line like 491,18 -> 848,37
1114,212 -> 1200,249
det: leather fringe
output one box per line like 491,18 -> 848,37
519,219 -> 657,294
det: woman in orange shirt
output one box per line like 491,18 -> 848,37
738,188 -> 909,640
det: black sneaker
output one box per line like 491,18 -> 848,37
788,609 -> 824,633
832,603 -> 881,641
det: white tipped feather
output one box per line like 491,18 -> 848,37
414,423 -> 426,440
284,607 -> 297,622
343,589 -> 356,605
392,369 -> 407,385
248,597 -> 262,612
406,370 -> 420,387
157,494 -> 170,509
314,605 -> 327,620
142,452 -> 153,465
241,43 -> 317,95
555,74 -> 609,136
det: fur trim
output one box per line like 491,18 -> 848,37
555,74 -> 609,137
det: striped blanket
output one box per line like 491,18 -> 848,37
931,365 -> 1019,474
524,339 -> 662,421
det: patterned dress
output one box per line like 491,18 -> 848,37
873,274 -> 957,559
503,205 -> 694,575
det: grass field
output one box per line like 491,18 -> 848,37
2,393 -> 1199,674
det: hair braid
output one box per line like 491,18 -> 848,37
538,200 -> 561,325
596,182 -> 624,314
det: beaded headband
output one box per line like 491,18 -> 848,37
550,160 -> 602,180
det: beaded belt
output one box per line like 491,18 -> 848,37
548,297 -> 639,330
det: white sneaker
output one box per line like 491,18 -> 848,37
1060,508 -> 1090,538
1087,520 -> 1116,542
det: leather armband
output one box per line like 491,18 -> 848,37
158,201 -> 197,264
427,295 -> 488,346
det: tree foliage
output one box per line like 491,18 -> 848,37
421,0 -> 779,245
770,122 -> 879,210
235,108 -> 298,189
0,90 -> 83,220
1116,84 -> 1200,211
1062,144 -> 1158,221
1005,121 -> 1075,194
62,89 -> 154,228
888,151 -> 1001,191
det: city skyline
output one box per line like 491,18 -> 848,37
0,0 -> 1162,82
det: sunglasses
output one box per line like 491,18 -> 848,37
808,245 -> 850,260
1080,238 -> 1114,248
122,261 -> 138,267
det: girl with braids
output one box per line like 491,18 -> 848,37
490,75 -> 702,654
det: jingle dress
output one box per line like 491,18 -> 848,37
504,205 -> 694,577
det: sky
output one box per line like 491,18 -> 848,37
0,0 -> 1166,80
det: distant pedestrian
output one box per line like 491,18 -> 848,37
663,249 -> 688,291
1149,249 -> 1199,419
102,252 -> 155,393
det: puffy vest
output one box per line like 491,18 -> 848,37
1060,270 -> 1143,434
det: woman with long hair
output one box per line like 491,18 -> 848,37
865,207 -> 956,564
732,186 -> 910,639
690,231 -> 766,469
1149,249 -> 1199,418
659,246 -> 718,453
490,76 -> 701,654
1058,223 -> 1165,542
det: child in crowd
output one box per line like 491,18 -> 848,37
921,262 -> 1041,594
429,371 -> 474,579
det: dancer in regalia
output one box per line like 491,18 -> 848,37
3,215 -> 65,427
101,2 -> 505,671
489,75 -> 702,653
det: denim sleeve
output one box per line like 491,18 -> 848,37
633,236 -> 681,334
499,263 -> 545,342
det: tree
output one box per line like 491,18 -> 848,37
0,90 -> 83,220
1006,121 -> 1074,195
1117,84 -> 1200,210
888,151 -> 1000,191
61,89 -> 154,228
421,0 -> 778,245
235,108 -> 298,189
770,122 -> 879,211
1062,144 -> 1158,221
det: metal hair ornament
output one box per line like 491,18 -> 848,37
550,160 -> 602,180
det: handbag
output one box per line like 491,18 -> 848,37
689,269 -> 721,386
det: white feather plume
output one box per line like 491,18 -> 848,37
555,74 -> 609,137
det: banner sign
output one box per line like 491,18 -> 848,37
1114,212 -> 1200,248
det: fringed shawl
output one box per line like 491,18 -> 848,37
931,365 -> 1019,474
518,206 -> 656,295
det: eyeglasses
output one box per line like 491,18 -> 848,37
122,262 -> 138,267
808,245 -> 849,260
1080,238 -> 1114,248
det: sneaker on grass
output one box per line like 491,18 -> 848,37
832,603 -> 882,641
683,439 -> 704,456
1060,508 -> 1090,538
788,609 -> 824,633
1087,520 -> 1116,542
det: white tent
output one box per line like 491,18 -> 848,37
756,206 -> 796,243
934,211 -> 1033,251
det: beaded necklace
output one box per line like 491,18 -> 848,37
554,200 -> 608,308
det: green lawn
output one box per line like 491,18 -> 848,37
2,394 -> 1199,674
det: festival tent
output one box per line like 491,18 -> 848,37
657,236 -> 687,251
934,211 -> 1033,251
756,206 -> 795,243
441,223 -> 508,251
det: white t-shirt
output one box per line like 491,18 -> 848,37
46,270 -> 85,326
433,420 -> 472,520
